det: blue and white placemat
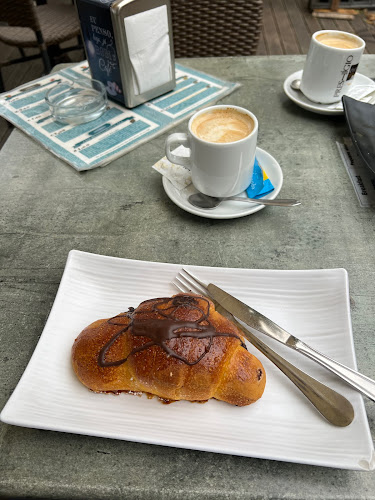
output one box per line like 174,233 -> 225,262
0,61 -> 239,171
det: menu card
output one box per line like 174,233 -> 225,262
337,137 -> 375,207
0,61 -> 239,171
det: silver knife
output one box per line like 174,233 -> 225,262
207,283 -> 375,402
176,271 -> 354,426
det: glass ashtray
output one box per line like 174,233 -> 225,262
45,78 -> 107,125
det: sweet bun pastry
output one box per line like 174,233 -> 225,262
71,293 -> 266,406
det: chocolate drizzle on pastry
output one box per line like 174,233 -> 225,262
98,294 -> 245,368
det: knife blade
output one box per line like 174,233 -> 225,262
207,283 -> 375,402
208,283 -> 295,346
212,301 -> 354,426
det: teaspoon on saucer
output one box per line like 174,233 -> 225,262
188,192 -> 301,209
291,79 -> 301,91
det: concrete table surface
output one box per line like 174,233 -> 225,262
0,55 -> 374,499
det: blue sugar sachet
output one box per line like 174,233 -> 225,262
246,157 -> 274,199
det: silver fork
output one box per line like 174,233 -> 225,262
173,269 -> 354,427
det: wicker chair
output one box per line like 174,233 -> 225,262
170,0 -> 263,57
0,0 -> 81,92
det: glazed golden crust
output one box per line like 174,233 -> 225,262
71,294 -> 266,406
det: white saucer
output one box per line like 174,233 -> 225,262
283,70 -> 374,115
162,147 -> 283,219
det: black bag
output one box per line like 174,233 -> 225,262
342,95 -> 375,175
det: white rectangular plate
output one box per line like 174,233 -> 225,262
1,250 -> 374,470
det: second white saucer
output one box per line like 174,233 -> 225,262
283,70 -> 374,115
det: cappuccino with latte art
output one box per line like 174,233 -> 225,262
191,108 -> 254,144
315,32 -> 362,50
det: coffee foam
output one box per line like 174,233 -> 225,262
191,108 -> 254,143
316,33 -> 361,50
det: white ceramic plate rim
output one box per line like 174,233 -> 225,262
162,147 -> 283,219
1,250 -> 374,471
283,70 -> 374,115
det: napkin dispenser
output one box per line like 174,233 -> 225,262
75,0 -> 176,108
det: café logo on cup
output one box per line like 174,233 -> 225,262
334,55 -> 357,98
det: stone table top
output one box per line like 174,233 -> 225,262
0,55 -> 374,499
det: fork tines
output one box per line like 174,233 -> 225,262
174,268 -> 211,298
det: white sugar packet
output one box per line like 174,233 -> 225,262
328,84 -> 375,110
152,145 -> 192,190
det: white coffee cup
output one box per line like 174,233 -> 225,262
300,30 -> 365,104
165,105 -> 258,197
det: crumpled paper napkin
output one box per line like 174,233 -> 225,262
152,145 -> 274,197
327,84 -> 375,111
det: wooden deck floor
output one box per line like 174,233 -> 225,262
1,0 -> 375,148
257,0 -> 375,55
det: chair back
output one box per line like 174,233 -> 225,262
0,0 -> 41,31
170,0 -> 263,57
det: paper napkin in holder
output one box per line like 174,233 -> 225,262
124,5 -> 172,96
75,0 -> 175,108
110,0 -> 176,108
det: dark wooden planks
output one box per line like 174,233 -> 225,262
261,0 -> 284,54
271,0 -> 301,53
257,26 -> 268,55
350,11 -> 375,53
284,0 -> 312,53
257,0 -> 375,55
295,0 -> 322,35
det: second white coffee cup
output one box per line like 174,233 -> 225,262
300,30 -> 365,104
165,105 -> 258,198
